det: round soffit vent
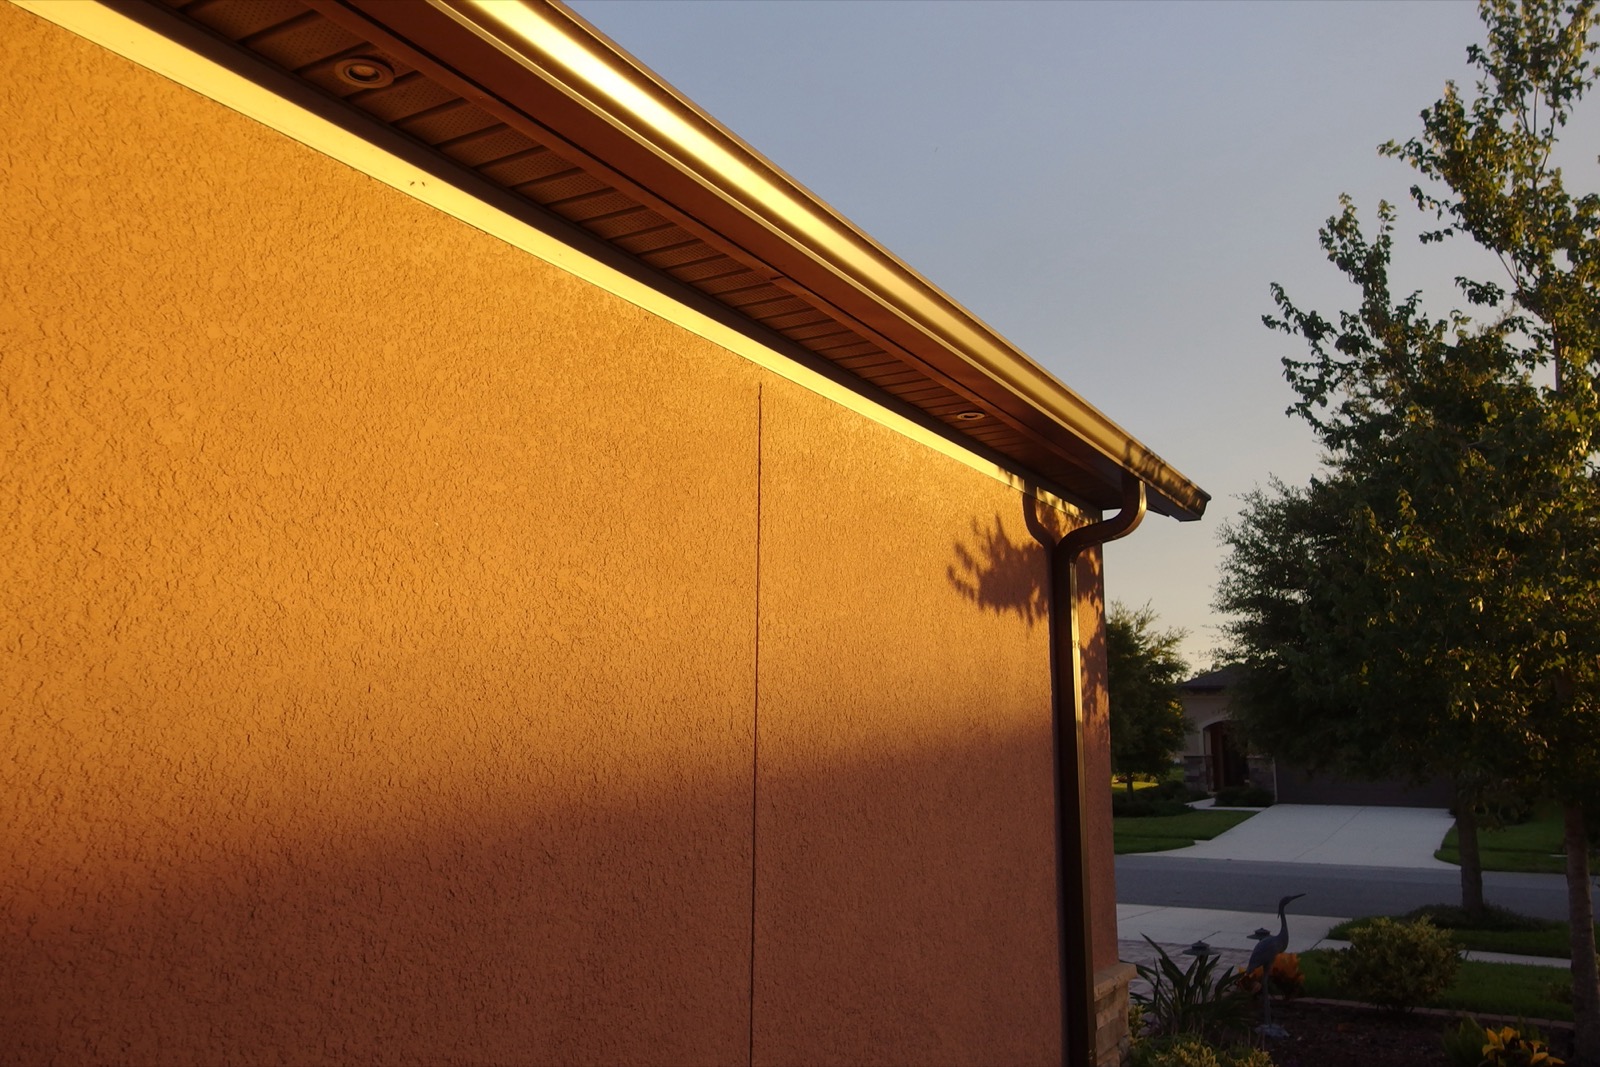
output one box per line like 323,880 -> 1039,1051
954,410 -> 985,422
335,57 -> 396,89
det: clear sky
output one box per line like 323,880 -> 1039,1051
567,0 -> 1511,670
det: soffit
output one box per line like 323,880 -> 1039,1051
143,0 -> 1208,520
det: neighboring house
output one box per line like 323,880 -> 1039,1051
1179,667 -> 1451,807
1178,665 -> 1270,794
0,3 -> 1208,1066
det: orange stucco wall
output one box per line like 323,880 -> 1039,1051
755,379 -> 1062,1063
1,5 -> 1117,1064
1077,548 -> 1120,974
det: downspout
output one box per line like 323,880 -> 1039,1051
1052,474 -> 1146,1067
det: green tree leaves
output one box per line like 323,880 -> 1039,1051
1107,603 -> 1190,790
1234,0 -> 1600,1054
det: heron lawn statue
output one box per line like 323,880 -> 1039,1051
1246,893 -> 1304,1038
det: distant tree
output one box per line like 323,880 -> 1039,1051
1242,0 -> 1600,1056
1107,603 -> 1190,794
1216,472 -> 1522,921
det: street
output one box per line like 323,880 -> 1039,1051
1116,853 -> 1593,923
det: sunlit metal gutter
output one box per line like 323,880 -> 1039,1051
311,0 -> 1208,522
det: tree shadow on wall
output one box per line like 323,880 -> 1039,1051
944,495 -> 1066,628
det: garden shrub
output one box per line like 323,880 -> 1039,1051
1130,1036 -> 1274,1067
1153,778 -> 1210,803
1131,1035 -> 1221,1067
1212,785 -> 1274,808
1404,902 -> 1548,933
1113,793 -> 1193,818
1332,916 -> 1460,1011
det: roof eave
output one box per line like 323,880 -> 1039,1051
322,0 -> 1209,520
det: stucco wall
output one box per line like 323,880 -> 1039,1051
1,5 -> 1115,1064
1181,691 -> 1232,757
2,6 -> 760,1063
755,379 -> 1063,1064
1076,548 -> 1120,973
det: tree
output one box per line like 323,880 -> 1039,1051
1217,471 -> 1522,920
1241,0 -> 1600,1056
1106,603 -> 1190,794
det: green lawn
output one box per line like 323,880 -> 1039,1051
1113,809 -> 1255,854
1300,949 -> 1572,1020
1436,804 -> 1593,874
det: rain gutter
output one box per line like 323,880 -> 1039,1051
1053,475 -> 1146,1067
302,0 -> 1209,522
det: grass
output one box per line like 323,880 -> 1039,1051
1113,809 -> 1255,854
1436,803 -> 1593,874
1300,949 -> 1572,1021
1328,904 -> 1590,960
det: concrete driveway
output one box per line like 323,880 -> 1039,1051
1118,803 -> 1570,971
1149,803 -> 1456,869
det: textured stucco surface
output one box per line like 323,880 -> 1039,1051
755,378 -> 1065,1066
1077,548 -> 1121,973
2,5 -> 1122,1064
2,8 -> 758,1062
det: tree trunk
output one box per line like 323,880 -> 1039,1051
1455,791 -> 1484,920
1565,803 -> 1600,1065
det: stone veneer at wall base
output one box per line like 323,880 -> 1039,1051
0,1 -> 1206,1063
1095,963 -> 1138,1067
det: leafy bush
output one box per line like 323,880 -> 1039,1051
1469,779 -> 1539,831
1152,778 -> 1210,803
1130,1036 -> 1274,1067
1113,793 -> 1194,818
1332,916 -> 1461,1012
1400,903 -> 1549,933
1212,785 -> 1274,807
1132,937 -> 1255,1045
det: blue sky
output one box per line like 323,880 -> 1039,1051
570,0 -> 1516,668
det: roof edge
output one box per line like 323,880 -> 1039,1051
372,0 -> 1211,519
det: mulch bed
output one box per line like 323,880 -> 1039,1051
1260,999 -> 1574,1067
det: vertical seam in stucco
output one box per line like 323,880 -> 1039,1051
748,383 -> 763,1067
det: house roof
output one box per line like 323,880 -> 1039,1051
1179,664 -> 1244,693
137,0 -> 1208,521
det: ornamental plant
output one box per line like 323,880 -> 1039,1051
1481,1024 -> 1565,1066
1332,916 -> 1461,1012
1129,1035 -> 1274,1067
1132,937 -> 1255,1045
1445,1017 -> 1492,1067
1235,953 -> 1305,1000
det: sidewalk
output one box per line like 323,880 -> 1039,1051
1117,902 -> 1346,955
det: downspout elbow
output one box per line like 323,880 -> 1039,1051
1056,478 -> 1147,567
